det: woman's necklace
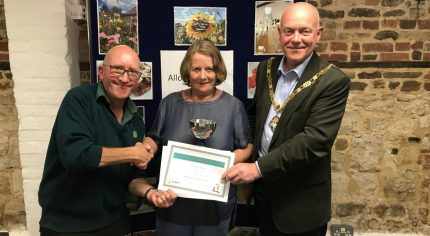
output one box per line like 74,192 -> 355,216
189,88 -> 217,102
266,57 -> 334,132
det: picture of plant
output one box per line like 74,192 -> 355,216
97,0 -> 139,54
174,7 -> 227,46
247,62 -> 259,99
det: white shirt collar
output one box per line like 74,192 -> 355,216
277,52 -> 313,79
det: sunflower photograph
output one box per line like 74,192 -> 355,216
174,7 -> 227,46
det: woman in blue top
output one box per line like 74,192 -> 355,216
151,40 -> 253,236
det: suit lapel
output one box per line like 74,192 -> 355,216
270,54 -> 328,144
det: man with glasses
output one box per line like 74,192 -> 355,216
38,45 -> 176,235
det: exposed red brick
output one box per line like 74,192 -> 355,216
395,42 -> 410,51
316,42 -> 328,52
422,193 -> 429,204
380,53 -> 409,61
351,42 -> 360,51
0,42 -> 8,51
365,0 -> 380,6
350,52 -> 361,61
363,20 -> 379,30
373,79 -> 385,88
323,21 -> 338,30
424,155 -> 430,167
320,54 -> 330,61
418,208 -> 429,223
401,80 -> 422,92
399,20 -> 416,29
424,83 -> 430,91
381,19 -> 398,28
363,43 -> 393,52
0,53 -> 9,61
425,42 -> 430,51
350,81 -> 368,91
423,53 -> 430,60
418,20 -> 430,29
363,54 -> 378,60
384,72 -> 422,79
411,41 -> 424,50
421,178 -> 430,188
388,81 -> 400,90
412,50 -> 422,60
344,21 -> 361,29
321,30 -> 336,41
329,54 -> 348,62
359,71 -> 382,79
330,42 -> 348,51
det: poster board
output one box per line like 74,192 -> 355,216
88,0 -> 303,130
87,0 -> 304,231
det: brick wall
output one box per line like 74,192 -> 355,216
0,0 -> 26,232
2,0 -> 80,234
312,0 -> 430,63
310,0 -> 430,234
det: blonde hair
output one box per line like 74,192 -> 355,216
180,40 -> 227,86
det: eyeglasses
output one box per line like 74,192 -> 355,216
104,64 -> 142,81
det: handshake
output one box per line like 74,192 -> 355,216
132,136 -> 158,169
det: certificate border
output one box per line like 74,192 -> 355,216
164,144 -> 232,197
158,141 -> 234,202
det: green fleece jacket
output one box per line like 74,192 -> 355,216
38,82 -> 145,232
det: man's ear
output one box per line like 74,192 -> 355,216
98,65 -> 104,81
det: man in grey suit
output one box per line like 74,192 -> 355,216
223,2 -> 350,236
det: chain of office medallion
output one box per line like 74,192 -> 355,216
266,57 -> 334,114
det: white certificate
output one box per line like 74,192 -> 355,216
158,141 -> 235,202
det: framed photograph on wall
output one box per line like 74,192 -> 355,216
254,0 -> 293,55
130,62 -> 153,100
136,106 -> 145,123
95,60 -> 103,82
247,62 -> 259,99
97,0 -> 139,54
174,6 -> 227,46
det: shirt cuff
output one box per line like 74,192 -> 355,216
255,160 -> 263,177
145,133 -> 162,150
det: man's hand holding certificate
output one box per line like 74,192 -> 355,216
158,141 -> 235,202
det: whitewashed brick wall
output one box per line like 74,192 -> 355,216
4,0 -> 80,234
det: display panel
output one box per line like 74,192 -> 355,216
88,0 -> 299,138
89,0 -> 303,129
88,0 -> 304,231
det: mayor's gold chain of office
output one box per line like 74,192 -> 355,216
266,57 -> 334,131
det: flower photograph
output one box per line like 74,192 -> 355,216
247,62 -> 259,99
174,7 -> 227,46
97,0 -> 139,54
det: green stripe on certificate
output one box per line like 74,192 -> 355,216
174,153 -> 225,168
